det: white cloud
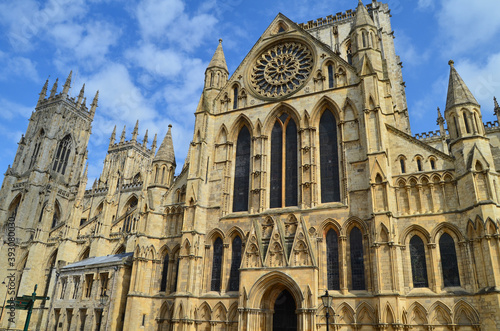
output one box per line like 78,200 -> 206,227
438,0 -> 500,55
0,52 -> 40,82
417,0 -> 434,10
125,43 -> 184,77
136,0 -> 185,40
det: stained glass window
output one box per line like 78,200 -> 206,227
160,254 -> 169,292
326,229 -> 340,290
270,114 -> 298,208
52,135 -> 72,175
233,126 -> 251,212
439,233 -> 460,287
228,236 -> 242,291
319,110 -> 340,202
327,65 -> 334,88
350,227 -> 366,290
211,237 -> 223,291
410,235 -> 429,288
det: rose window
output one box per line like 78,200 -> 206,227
251,42 -> 313,98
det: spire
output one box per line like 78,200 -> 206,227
152,133 -> 158,153
62,71 -> 72,95
354,0 -> 375,27
49,78 -> 58,98
207,39 -> 228,73
90,90 -> 99,116
154,124 -> 176,165
120,126 -> 126,143
445,60 -> 479,110
109,125 -> 116,148
131,120 -> 139,142
77,84 -> 85,107
38,78 -> 49,104
142,130 -> 148,147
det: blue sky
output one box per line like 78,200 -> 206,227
0,0 -> 499,185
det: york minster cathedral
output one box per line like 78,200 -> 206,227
1,1 -> 500,330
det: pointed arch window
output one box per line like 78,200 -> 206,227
211,237 -> 223,291
29,129 -> 44,169
228,236 -> 242,291
463,112 -> 470,134
51,203 -> 61,228
350,227 -> 366,290
52,135 -> 72,175
160,254 -> 169,292
410,235 -> 429,288
327,64 -> 334,88
326,229 -> 340,290
439,233 -> 460,287
320,110 -> 340,202
233,86 -> 239,109
400,158 -> 406,173
416,158 -> 422,172
233,126 -> 251,212
270,114 -> 298,208
172,255 -> 180,293
8,195 -> 21,222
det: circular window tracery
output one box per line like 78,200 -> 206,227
250,41 -> 313,98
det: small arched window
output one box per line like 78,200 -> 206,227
211,237 -> 223,291
400,158 -> 406,173
453,116 -> 459,137
320,110 -> 340,203
52,135 -> 72,175
362,31 -> 367,48
161,167 -> 166,184
228,236 -> 242,291
439,233 -> 460,287
346,43 -> 352,65
327,64 -> 334,88
430,159 -> 436,170
51,203 -> 61,228
410,235 -> 429,288
270,114 -> 297,208
463,112 -> 470,134
416,158 -> 422,172
233,126 -> 251,212
233,86 -> 239,109
350,227 -> 366,290
326,229 -> 340,290
160,254 -> 169,292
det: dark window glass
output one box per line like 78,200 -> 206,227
430,159 -> 436,170
453,116 -> 459,137
400,158 -> 406,173
350,227 -> 366,290
326,229 -> 340,290
270,121 -> 283,208
211,238 -> 223,291
233,86 -> 238,109
285,119 -> 297,207
327,65 -> 334,88
228,236 -> 242,291
320,110 -> 340,202
439,233 -> 460,287
52,135 -> 72,175
172,258 -> 179,293
463,112 -> 470,133
160,254 -> 169,292
417,159 -> 422,171
233,126 -> 251,212
410,235 -> 429,288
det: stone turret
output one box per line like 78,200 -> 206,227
204,39 -> 229,103
151,124 -> 176,188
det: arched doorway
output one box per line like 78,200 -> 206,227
273,289 -> 297,331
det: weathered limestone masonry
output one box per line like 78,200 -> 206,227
1,1 -> 500,330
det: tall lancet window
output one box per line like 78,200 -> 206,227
52,135 -> 72,175
160,254 -> 169,292
410,235 -> 429,288
29,129 -> 45,169
233,126 -> 251,212
228,236 -> 242,291
350,227 -> 366,290
270,114 -> 298,208
233,86 -> 239,109
211,237 -> 223,291
439,233 -> 460,287
326,229 -> 340,290
320,110 -> 340,202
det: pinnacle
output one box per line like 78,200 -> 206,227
207,39 -> 228,73
354,0 -> 375,27
154,124 -> 176,165
445,60 -> 479,110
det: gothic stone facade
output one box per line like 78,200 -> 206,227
1,1 -> 500,330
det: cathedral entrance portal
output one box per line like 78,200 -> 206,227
272,289 -> 297,331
